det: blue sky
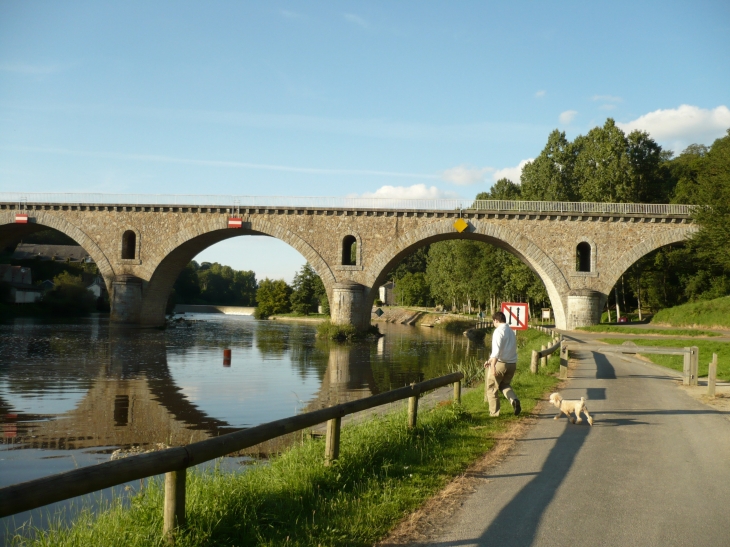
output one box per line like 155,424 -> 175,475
1,1 -> 729,280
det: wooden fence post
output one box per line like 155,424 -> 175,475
530,350 -> 538,374
540,344 -> 547,368
708,353 -> 717,398
407,392 -> 419,428
163,468 -> 186,541
559,343 -> 568,379
690,346 -> 699,386
453,380 -> 461,404
324,417 -> 341,466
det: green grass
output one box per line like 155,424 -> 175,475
316,320 -> 381,341
599,338 -> 730,381
577,325 -> 721,337
10,331 -> 560,547
651,296 -> 730,329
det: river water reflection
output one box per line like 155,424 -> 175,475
0,314 -> 488,488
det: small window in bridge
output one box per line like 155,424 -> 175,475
576,242 -> 591,272
342,235 -> 357,265
122,230 -> 136,259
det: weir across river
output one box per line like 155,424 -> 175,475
1,194 -> 695,330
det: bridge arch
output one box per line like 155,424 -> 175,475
597,225 -> 699,295
138,216 -> 337,326
0,210 -> 115,289
364,219 -> 571,329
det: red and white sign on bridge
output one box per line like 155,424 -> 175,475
501,302 -> 529,330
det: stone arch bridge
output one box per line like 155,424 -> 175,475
0,194 -> 696,330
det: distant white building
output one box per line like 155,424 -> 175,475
87,277 -> 107,298
379,282 -> 395,305
0,264 -> 43,303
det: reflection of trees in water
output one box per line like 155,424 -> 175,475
254,322 -> 290,357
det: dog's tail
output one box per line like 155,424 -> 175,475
580,396 -> 585,403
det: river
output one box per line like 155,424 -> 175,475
0,315 -> 486,502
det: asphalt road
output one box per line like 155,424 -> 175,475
416,345 -> 730,547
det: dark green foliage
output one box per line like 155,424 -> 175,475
43,271 -> 97,315
290,263 -> 329,315
172,261 -> 257,306
393,272 -> 431,306
316,321 -> 381,341
475,177 -> 522,201
255,278 -> 292,318
387,245 -> 430,282
426,240 -> 548,314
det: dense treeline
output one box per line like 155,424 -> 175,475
171,261 -> 257,307
171,261 -> 329,318
389,121 -> 730,319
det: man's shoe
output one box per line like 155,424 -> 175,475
512,399 -> 521,416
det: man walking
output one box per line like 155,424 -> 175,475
484,311 -> 521,416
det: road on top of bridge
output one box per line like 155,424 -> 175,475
389,336 -> 730,547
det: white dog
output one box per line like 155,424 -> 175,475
549,393 -> 594,426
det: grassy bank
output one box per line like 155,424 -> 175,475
651,296 -> 730,329
11,330 -> 559,547
577,325 -> 721,337
600,338 -> 730,381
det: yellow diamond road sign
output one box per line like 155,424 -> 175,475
453,218 -> 469,233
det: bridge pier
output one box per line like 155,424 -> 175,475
330,281 -> 370,330
110,275 -> 144,325
566,289 -> 606,330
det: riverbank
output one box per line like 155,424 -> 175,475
10,330 -> 559,546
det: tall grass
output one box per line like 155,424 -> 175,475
10,331 -> 559,547
651,296 -> 730,329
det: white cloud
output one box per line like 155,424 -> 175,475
491,159 -> 533,184
617,104 -> 730,151
356,184 -> 460,200
535,90 -> 546,98
344,13 -> 369,28
592,95 -> 622,103
440,165 -> 494,185
559,110 -> 578,124
599,104 -> 617,110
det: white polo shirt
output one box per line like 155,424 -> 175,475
490,323 -> 518,363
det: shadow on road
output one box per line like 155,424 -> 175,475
414,422 -> 591,547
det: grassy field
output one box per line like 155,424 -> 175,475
577,325 -> 721,337
599,338 -> 730,381
11,331 -> 560,547
651,296 -> 730,329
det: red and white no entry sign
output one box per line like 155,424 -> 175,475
228,217 -> 243,228
501,302 -> 529,330
15,214 -> 28,224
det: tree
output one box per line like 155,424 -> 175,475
255,278 -> 292,317
520,130 -> 579,201
290,263 -> 325,315
475,178 -> 522,201
689,129 -> 730,272
44,271 -> 96,315
394,272 -> 431,306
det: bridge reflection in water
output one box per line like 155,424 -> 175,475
0,316 -> 486,466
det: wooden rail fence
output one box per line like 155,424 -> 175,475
0,372 -> 463,540
562,341 -> 700,385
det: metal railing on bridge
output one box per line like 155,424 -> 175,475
0,192 -> 694,216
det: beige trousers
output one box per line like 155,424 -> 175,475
485,360 -> 517,416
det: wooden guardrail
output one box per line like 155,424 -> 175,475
0,372 -> 463,540
562,341 -> 699,385
529,326 -> 563,374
